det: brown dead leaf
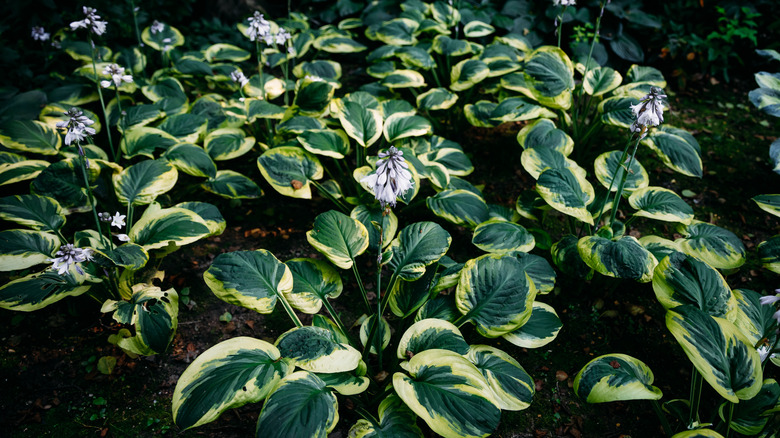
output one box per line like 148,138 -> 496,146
555,370 -> 568,381
291,180 -> 304,190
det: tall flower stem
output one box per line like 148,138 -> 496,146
607,135 -> 642,227
256,40 -> 266,100
351,263 -> 372,314
688,366 -> 703,427
556,6 -> 568,48
277,289 -> 303,328
89,36 -> 115,161
650,400 -> 672,437
76,149 -> 107,248
593,135 -> 633,227
128,0 -> 146,78
112,87 -> 125,160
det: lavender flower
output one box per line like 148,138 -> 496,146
247,12 -> 271,42
31,26 -> 50,42
760,291 -> 780,323
630,86 -> 666,138
100,64 -> 133,88
56,107 -> 96,146
48,244 -> 94,275
150,20 -> 165,35
70,6 -> 107,36
361,146 -> 414,209
274,29 -> 291,45
230,69 -> 249,87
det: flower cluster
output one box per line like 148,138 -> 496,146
70,6 -> 107,36
100,64 -> 133,88
361,146 -> 414,209
31,26 -> 50,42
150,20 -> 165,35
246,12 -> 291,46
48,244 -> 94,275
554,0 -> 576,5
630,86 -> 666,138
230,69 -> 249,87
56,107 -> 96,146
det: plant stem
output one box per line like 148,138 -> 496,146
688,366 -> 703,426
256,40 -> 265,100
650,400 -> 672,437
128,0 -> 146,78
607,136 -> 641,227
277,289 -> 303,328
310,181 -> 350,213
725,401 -> 734,438
89,36 -> 115,161
321,299 -> 348,338
77,150 -> 107,248
351,263 -> 372,314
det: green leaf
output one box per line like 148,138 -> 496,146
255,371 -> 339,438
594,151 -> 649,193
666,305 -> 763,403
350,205 -> 398,252
432,35 -> 472,56
348,394 -> 423,438
652,251 -> 736,319
294,78 -> 336,115
128,203 -> 211,251
276,326 -> 360,373
584,67 -> 623,96
285,258 -> 343,314
116,285 -> 178,356
502,300 -> 562,348
381,70 -> 426,89
574,354 -> 663,403
472,219 -> 534,254
92,243 -> 149,270
393,349 -> 501,438
164,143 -> 218,179
536,168 -> 595,225
204,43 -> 250,62
257,146 -> 324,199
416,88 -> 458,111
360,315 -> 391,354
31,159 -> 99,210
732,289 -> 778,351
202,170 -> 263,199
204,249 -> 292,314
0,269 -> 89,311
749,88 -> 780,117
388,266 -> 437,318
758,235 -> 780,274
306,210 -> 369,270
578,236 -> 658,282
173,337 -> 291,430
518,46 -> 574,110
427,189 -> 490,228
204,128 -> 256,161
0,194 -> 65,232
0,120 -> 62,155
598,96 -> 640,129
552,235 -> 593,279
383,113 -> 432,143
175,201 -> 226,237
457,254 -> 537,337
610,33 -> 644,62
397,46 -> 435,70
521,146 -> 580,180
387,222 -> 452,281
121,126 -> 179,159
0,230 -> 60,271
628,187 -> 693,223
463,21 -> 495,38
641,126 -> 703,178
719,378 -> 780,435
293,60 -> 342,81
338,101 -> 383,148
114,159 -> 178,206
376,18 -> 419,46
450,59 -> 490,92
397,318 -> 469,359
297,129 -> 350,159
753,194 -> 780,218
675,221 -> 746,270
314,35 -> 367,53
467,345 -> 534,411
516,119 -> 573,156
158,113 -> 208,144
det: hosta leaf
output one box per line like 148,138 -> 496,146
416,295 -> 459,323
463,21 -> 495,38
578,236 -> 658,282
376,18 -> 419,46
257,146 -> 324,199
204,128 -> 256,161
383,113 -> 432,142
516,119 -> 574,156
158,113 -> 208,144
666,305 -> 763,403
175,201 -> 226,237
204,43 -> 250,62
338,101 -> 383,148
202,170 -> 263,199
521,146 -> 580,180
472,219 -> 534,254
294,78 -> 336,115
348,394 -> 423,438
0,160 -> 48,186
427,189 -> 490,228
574,354 -> 663,403
398,317 -> 469,358
276,326 -> 360,373
584,67 -> 623,96
502,301 -> 562,348
172,337 -> 291,430
536,168 -> 595,225
732,289 -> 778,348
306,210 -> 369,270
293,60 -> 342,81
121,126 -> 179,159
432,35 -> 472,57
0,229 -> 60,271
626,65 -> 666,87
753,194 -> 780,218
164,143 -> 217,179
718,378 -> 780,436
641,126 -> 702,178
141,23 -> 184,51
91,242 -> 149,270
467,345 -> 534,411
388,266 -> 437,318
388,222 -> 451,281
431,1 -> 460,27
285,258 -> 343,314
0,269 -> 89,311
0,120 -> 62,155
205,249 -> 291,314
749,87 -> 780,117
360,315 -> 392,354
758,235 -> 780,274
594,151 -> 649,193
519,46 -> 574,110
255,371 -> 338,438
628,187 -> 693,223
247,99 -> 286,122
0,194 -> 65,232
457,254 -> 536,337
652,251 -> 736,319
113,159 -> 178,206
297,129 -> 350,159
351,204 -> 398,252
393,349 -> 501,438
450,59 -> 490,92
416,88 -> 458,111
397,46 -> 435,70
598,96 -> 640,128
314,35 -> 367,53
31,159 -> 99,210
381,70 -> 426,89
675,221 -> 745,269
128,203 -> 211,251
116,285 -> 178,356
418,147 -> 473,176
610,32 -> 644,63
